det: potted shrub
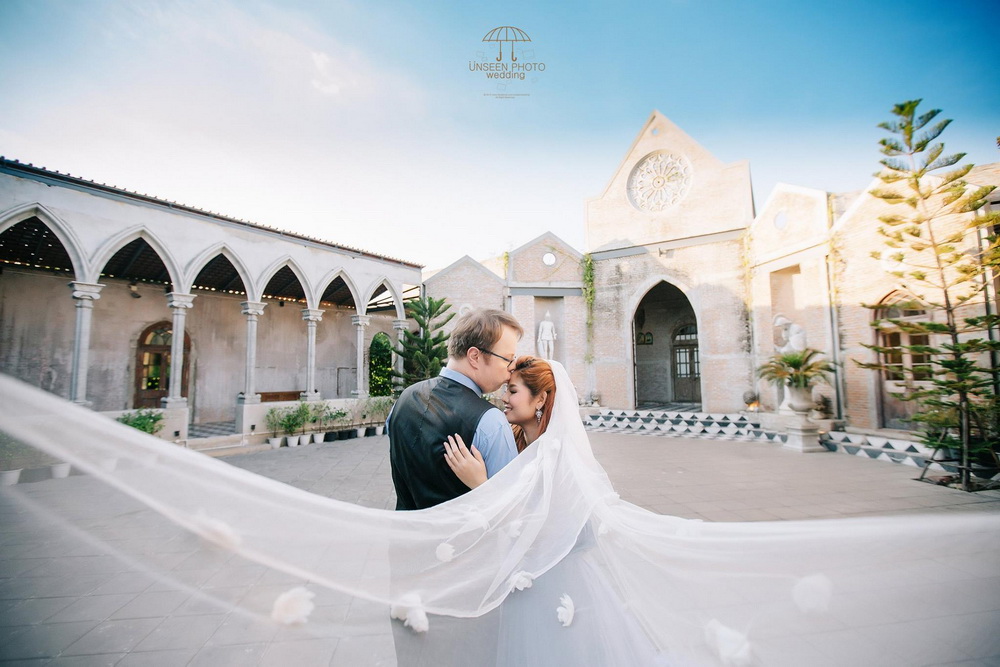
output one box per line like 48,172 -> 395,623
325,407 -> 348,441
265,407 -> 286,448
351,400 -> 368,438
757,348 -> 834,413
332,406 -> 353,440
366,396 -> 395,436
309,403 -> 328,444
1,432 -> 62,484
281,405 -> 306,447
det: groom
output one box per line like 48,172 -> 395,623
388,308 -> 522,510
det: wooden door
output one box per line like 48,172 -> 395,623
134,322 -> 190,408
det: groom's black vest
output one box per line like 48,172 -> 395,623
389,375 -> 494,510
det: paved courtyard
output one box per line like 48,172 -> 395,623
2,432 -> 999,665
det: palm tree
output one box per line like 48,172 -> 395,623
758,349 -> 834,389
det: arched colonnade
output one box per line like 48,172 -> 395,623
0,168 -> 421,438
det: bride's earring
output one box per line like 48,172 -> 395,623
535,407 -> 543,424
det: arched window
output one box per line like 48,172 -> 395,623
874,297 -> 931,428
876,302 -> 932,382
134,322 -> 190,408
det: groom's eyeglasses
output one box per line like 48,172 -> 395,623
480,348 -> 516,370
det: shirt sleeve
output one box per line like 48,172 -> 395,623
471,408 -> 518,478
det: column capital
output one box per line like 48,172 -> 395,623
166,292 -> 196,309
69,282 -> 104,302
352,314 -> 372,327
302,308 -> 324,322
393,318 -> 409,331
241,301 -> 266,317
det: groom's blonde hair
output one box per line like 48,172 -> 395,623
448,309 -> 523,359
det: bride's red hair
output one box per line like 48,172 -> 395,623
509,356 -> 557,453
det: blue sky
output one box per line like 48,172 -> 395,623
1,0 -> 997,269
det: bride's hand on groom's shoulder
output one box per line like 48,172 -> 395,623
444,434 -> 488,489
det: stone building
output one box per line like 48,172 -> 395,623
428,111 -> 1000,436
424,232 -> 588,392
3,111 -> 997,445
0,159 -> 421,442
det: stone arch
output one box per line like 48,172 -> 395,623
89,227 -> 183,288
0,202 -> 88,280
184,243 -> 254,298
627,277 -> 701,408
258,256 -> 313,309
316,269 -> 361,312
363,276 -> 404,319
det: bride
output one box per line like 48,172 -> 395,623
1,361 -> 999,666
442,356 -> 667,665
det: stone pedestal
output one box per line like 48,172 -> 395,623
783,413 -> 826,453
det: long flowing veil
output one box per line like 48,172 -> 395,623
2,365 -> 999,665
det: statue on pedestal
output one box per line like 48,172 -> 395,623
773,315 -> 808,414
537,312 -> 557,359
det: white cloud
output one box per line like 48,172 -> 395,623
310,51 -> 341,96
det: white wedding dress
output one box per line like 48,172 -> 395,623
2,364 -> 999,666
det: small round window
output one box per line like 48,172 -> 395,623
542,252 -> 556,266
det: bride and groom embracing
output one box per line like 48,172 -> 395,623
387,309 -> 663,665
3,306 -> 994,666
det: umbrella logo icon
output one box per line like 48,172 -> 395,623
482,26 -> 531,62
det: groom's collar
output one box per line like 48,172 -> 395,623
440,368 -> 483,396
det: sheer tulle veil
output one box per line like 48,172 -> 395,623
1,364 -> 999,665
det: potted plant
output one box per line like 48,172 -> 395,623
325,407 -> 348,440
757,348 -> 834,413
294,401 -> 311,444
366,396 -> 395,436
281,405 -> 306,446
309,403 -> 328,444
351,400 -> 368,438
265,407 -> 286,449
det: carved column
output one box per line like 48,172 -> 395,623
68,282 -> 104,406
393,318 -> 408,378
352,315 -> 371,397
162,293 -> 196,409
301,309 -> 324,400
239,301 -> 266,404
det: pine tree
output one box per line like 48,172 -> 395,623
858,99 -> 1000,491
393,295 -> 454,392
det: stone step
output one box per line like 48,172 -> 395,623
585,410 -> 763,432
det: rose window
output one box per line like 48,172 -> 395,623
627,152 -> 692,212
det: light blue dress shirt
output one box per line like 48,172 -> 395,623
386,368 -> 517,478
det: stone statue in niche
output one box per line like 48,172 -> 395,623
773,315 -> 808,413
774,315 -> 807,355
537,312 -> 557,359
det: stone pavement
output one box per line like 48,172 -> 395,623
2,432 -> 999,665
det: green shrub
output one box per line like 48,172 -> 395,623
116,409 -> 164,435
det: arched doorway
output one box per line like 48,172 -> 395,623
134,322 -> 190,408
369,332 -> 393,396
633,281 -> 700,407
